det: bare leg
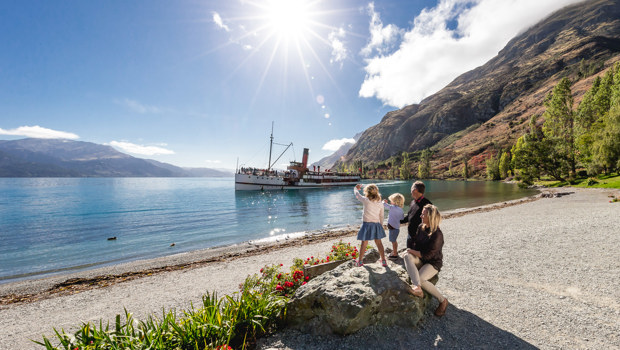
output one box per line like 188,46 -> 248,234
358,241 -> 368,263
374,239 -> 386,261
391,241 -> 398,256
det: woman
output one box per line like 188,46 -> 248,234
403,204 -> 449,317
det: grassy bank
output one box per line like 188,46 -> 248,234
535,173 -> 620,189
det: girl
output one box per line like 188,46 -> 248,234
403,204 -> 448,317
354,184 -> 387,267
383,193 -> 405,260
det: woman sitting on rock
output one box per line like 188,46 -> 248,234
403,204 -> 448,317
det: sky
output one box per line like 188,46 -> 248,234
0,0 -> 583,171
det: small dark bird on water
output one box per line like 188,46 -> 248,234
170,243 -> 175,247
107,237 -> 117,241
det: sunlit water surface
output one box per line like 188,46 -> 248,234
0,178 -> 536,283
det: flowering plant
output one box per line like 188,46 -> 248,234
292,241 -> 360,269
248,241 -> 361,298
248,264 -> 308,298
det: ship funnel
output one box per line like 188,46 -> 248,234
302,148 -> 309,169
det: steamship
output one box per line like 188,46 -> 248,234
235,126 -> 361,191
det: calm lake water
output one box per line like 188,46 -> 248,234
0,178 -> 536,283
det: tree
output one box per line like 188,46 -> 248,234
399,152 -> 413,180
486,154 -> 500,180
591,102 -> 620,174
417,149 -> 432,179
541,77 -> 576,180
462,158 -> 469,179
499,151 -> 511,178
511,115 -> 564,183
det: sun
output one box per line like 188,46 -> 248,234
262,0 -> 314,40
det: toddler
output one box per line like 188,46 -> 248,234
383,193 -> 405,259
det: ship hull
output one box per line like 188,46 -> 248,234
235,173 -> 360,190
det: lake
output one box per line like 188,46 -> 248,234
0,177 -> 536,283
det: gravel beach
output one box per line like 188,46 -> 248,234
1,187 -> 618,349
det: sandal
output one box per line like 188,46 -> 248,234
354,260 -> 364,267
381,260 -> 388,267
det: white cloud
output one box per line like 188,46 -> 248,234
120,99 -> 162,114
205,159 -> 222,164
0,125 -> 79,139
359,0 -> 584,108
328,27 -> 348,65
109,141 -> 175,156
359,2 -> 403,57
213,12 -> 230,32
322,138 -> 355,151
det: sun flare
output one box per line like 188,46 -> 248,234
263,0 -> 313,39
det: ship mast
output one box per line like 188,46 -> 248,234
267,121 -> 274,172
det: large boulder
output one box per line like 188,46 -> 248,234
285,258 -> 435,335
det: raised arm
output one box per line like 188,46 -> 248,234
354,185 -> 367,203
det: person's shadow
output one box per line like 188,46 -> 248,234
260,301 -> 537,349
259,259 -> 537,349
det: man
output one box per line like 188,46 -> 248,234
400,181 -> 432,250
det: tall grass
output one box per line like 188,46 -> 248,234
34,288 -> 287,350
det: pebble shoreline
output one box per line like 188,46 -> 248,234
1,187 -> 618,349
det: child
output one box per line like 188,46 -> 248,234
383,193 -> 405,260
353,184 -> 387,267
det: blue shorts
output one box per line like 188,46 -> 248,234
388,228 -> 400,242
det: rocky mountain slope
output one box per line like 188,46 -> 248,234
0,138 -> 232,177
311,133 -> 361,170
341,0 -> 620,177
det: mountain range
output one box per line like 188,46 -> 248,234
0,138 -> 232,177
340,0 -> 620,177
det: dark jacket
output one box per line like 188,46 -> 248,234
411,225 -> 444,271
401,196 -> 432,249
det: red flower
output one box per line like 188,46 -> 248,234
305,276 -> 310,281
302,281 -> 307,285
277,273 -> 282,279
276,284 -> 284,291
280,263 -> 283,266
260,268 -> 264,273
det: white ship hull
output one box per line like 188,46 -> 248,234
235,173 -> 360,191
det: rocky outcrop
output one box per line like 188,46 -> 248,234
285,258 -> 436,335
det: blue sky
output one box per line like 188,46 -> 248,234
0,0 -> 582,170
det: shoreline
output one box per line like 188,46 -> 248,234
0,192 -> 541,305
1,186 -> 618,349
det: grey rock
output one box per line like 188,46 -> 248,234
285,260 -> 432,335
